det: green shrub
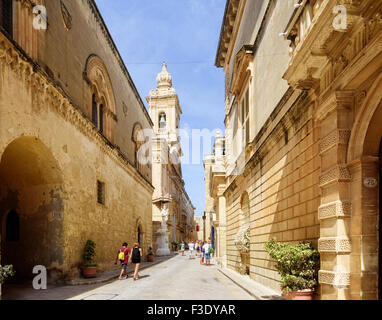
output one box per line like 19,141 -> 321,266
265,239 -> 320,294
83,240 -> 97,267
0,265 -> 16,284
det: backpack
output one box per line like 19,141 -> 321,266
118,248 -> 126,261
209,245 -> 214,254
132,247 -> 140,260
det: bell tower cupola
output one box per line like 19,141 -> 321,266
147,63 -> 182,146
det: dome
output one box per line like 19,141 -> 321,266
156,62 -> 172,88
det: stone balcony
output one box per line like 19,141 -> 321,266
283,0 -> 374,91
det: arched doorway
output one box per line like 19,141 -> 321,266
347,73 -> 382,299
0,137 -> 65,283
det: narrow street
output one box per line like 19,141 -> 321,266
69,254 -> 254,300
2,253 -> 254,300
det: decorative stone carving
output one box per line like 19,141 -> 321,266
319,129 -> 351,154
318,200 -> 352,220
319,165 -> 352,187
318,237 -> 352,253
318,270 -> 350,287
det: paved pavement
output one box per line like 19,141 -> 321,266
69,254 -> 255,300
1,253 -> 255,300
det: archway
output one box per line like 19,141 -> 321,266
347,74 -> 382,299
0,137 -> 64,283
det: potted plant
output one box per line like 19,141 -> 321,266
147,247 -> 154,262
81,240 -> 97,278
265,238 -> 320,300
0,264 -> 15,285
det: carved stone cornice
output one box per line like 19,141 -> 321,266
0,32 -> 154,193
215,0 -> 241,67
230,45 -> 254,96
315,90 -> 354,121
283,0 -> 381,92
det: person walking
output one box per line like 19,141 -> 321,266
115,242 -> 130,280
188,240 -> 195,259
203,240 -> 213,266
180,241 -> 185,256
130,242 -> 142,280
200,241 -> 205,265
195,241 -> 200,257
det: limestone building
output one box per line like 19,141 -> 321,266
0,0 -> 154,291
147,63 -> 195,252
206,0 -> 382,299
194,216 -> 204,241
204,131 -> 227,267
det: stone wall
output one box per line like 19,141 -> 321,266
224,91 -> 320,292
0,31 -> 153,283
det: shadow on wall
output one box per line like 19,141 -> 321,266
0,136 -> 65,285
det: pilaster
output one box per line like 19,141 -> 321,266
317,90 -> 354,300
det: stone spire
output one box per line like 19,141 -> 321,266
156,62 -> 173,88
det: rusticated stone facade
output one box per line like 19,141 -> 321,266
208,0 -> 382,300
0,0 -> 153,295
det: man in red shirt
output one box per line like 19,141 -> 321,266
115,242 -> 130,280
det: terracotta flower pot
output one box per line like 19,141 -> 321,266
283,289 -> 315,300
147,255 -> 154,262
81,266 -> 97,278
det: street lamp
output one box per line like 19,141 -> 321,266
202,212 -> 206,242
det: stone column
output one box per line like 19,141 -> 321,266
317,91 -> 353,300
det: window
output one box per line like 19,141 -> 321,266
132,123 -> 145,174
240,88 -> 250,148
91,94 -> 104,133
85,55 -> 117,143
6,210 -> 20,242
159,113 -> 166,130
97,180 -> 105,205
99,104 -> 104,134
92,94 -> 98,126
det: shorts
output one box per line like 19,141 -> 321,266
205,253 -> 211,260
121,264 -> 127,270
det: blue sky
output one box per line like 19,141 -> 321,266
95,0 -> 226,217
